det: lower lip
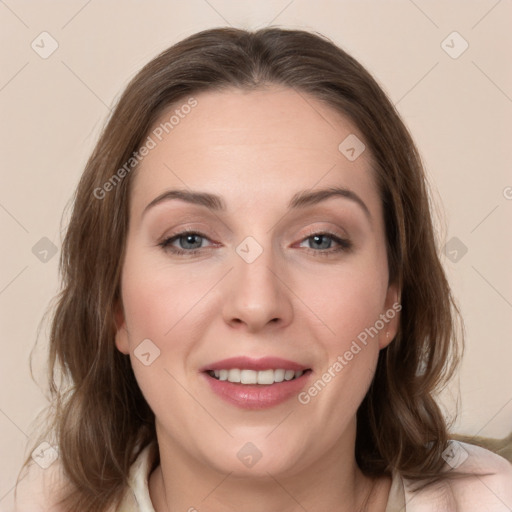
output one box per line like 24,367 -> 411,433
201,370 -> 313,409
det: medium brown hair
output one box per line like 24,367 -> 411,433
18,26 -> 498,511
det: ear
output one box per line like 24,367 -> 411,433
379,282 -> 401,350
113,299 -> 130,355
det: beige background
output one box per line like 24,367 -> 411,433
1,0 -> 511,506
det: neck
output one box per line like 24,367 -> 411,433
148,420 -> 390,512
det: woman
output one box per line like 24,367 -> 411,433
14,27 -> 512,512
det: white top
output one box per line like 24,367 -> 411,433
116,441 -> 512,511
9,440 -> 512,511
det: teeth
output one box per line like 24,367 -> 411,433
274,369 -> 285,382
241,369 -> 257,384
209,368 -> 305,385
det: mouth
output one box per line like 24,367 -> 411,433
205,368 -> 312,385
199,355 -> 313,408
201,367 -> 313,409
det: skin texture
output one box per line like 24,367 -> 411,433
114,85 -> 400,512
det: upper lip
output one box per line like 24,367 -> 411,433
200,356 -> 310,372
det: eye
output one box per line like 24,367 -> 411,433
158,230 -> 214,256
297,231 -> 352,256
157,229 -> 352,257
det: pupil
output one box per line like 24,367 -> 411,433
183,234 -> 201,249
313,235 -> 329,249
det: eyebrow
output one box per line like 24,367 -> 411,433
142,186 -> 371,221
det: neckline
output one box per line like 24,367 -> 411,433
127,444 -> 406,512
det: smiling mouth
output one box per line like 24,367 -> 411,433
205,368 -> 312,385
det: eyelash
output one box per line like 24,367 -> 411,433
157,228 -> 353,257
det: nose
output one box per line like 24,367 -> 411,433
221,242 -> 294,333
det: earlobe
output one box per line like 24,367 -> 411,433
115,329 -> 130,355
380,329 -> 394,350
380,282 -> 401,349
113,301 -> 130,355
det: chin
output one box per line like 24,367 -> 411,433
198,438 -> 310,479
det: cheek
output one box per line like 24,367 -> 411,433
294,266 -> 385,431
122,238 -> 388,353
301,260 -> 388,346
121,253 -> 206,342
119,258 -> 195,417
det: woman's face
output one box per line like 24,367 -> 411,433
115,85 -> 399,478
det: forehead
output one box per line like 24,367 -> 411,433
130,86 -> 380,221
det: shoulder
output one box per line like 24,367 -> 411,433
449,441 -> 512,510
9,458 -> 141,512
9,456 -> 68,512
402,441 -> 512,512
